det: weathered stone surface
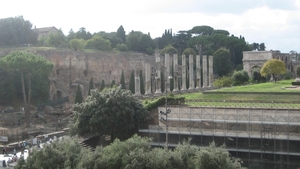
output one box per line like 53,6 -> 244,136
0,48 -> 155,102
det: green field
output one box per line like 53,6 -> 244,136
174,80 -> 300,108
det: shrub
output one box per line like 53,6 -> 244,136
281,72 -> 292,80
231,70 -> 249,86
116,43 -> 128,51
144,96 -> 185,111
213,76 -> 233,88
291,82 -> 300,86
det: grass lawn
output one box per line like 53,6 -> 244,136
212,79 -> 298,92
174,80 -> 300,107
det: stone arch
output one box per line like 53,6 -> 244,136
243,51 -> 273,77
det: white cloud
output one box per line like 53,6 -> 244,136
0,0 -> 299,53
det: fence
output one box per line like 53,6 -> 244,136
139,97 -> 300,169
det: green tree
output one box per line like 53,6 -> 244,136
75,84 -> 83,104
182,48 -> 197,56
296,66 -> 300,77
75,27 -> 92,40
15,137 -> 85,169
67,29 -> 76,42
0,16 -> 38,46
161,71 -> 165,92
171,31 -> 191,55
129,70 -> 135,94
193,142 -> 243,169
0,51 -> 54,127
116,25 -> 126,43
189,25 -> 214,36
139,34 -> 156,55
111,79 -> 116,87
127,31 -> 143,51
161,45 -> 178,56
100,79 -> 105,91
47,29 -> 68,47
252,67 -> 263,83
120,70 -> 126,89
98,31 -> 123,48
213,48 -> 233,76
213,76 -> 233,88
69,38 -> 85,51
85,35 -> 112,50
231,70 -> 249,86
139,70 -> 145,95
116,43 -> 128,51
0,69 -> 16,104
15,135 -> 244,169
88,77 -> 94,96
72,87 -> 148,141
260,59 -> 286,82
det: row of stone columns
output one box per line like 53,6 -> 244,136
135,53 -> 214,95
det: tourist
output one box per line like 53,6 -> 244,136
13,148 -> 16,155
2,160 -> 6,167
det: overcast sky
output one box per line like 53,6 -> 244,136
1,0 -> 299,53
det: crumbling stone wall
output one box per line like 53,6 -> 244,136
0,48 -> 155,103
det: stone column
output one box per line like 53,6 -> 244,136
155,52 -> 161,94
145,63 -> 151,94
208,55 -> 214,87
165,53 -> 170,92
189,55 -> 194,90
202,55 -> 208,88
196,55 -> 201,88
135,76 -> 141,96
181,55 -> 187,91
173,54 -> 179,91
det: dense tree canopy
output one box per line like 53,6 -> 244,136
75,84 -> 83,104
213,48 -> 233,76
126,31 -> 156,54
15,135 -> 244,169
260,59 -> 286,82
85,35 -> 112,50
161,45 -> 178,56
0,51 -> 54,126
72,87 -> 148,141
116,25 -> 126,44
0,16 -> 38,46
69,38 -> 85,51
129,70 -> 135,94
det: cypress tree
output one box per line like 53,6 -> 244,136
88,77 -> 94,96
128,70 -> 135,94
100,79 -> 105,91
111,80 -> 116,88
161,71 -> 165,92
139,70 -> 145,95
75,84 -> 83,104
120,70 -> 126,89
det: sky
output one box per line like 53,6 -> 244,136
0,0 -> 299,53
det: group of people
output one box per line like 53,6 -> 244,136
2,146 -> 8,154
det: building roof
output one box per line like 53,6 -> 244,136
36,26 -> 58,33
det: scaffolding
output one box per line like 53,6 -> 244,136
139,106 -> 300,169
